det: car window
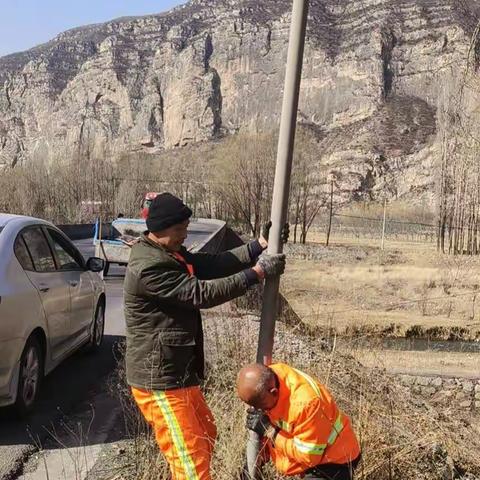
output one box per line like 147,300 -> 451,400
22,228 -> 56,272
46,229 -> 84,270
14,236 -> 35,271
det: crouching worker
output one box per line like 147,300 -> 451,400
124,193 -> 286,480
237,363 -> 361,480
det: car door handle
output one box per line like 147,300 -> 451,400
69,281 -> 79,287
39,285 -> 50,293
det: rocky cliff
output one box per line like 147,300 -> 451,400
0,0 -> 479,201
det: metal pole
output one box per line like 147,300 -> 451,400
97,216 -> 105,280
245,1 -> 310,478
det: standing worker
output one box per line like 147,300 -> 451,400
124,193 -> 287,480
237,363 -> 361,480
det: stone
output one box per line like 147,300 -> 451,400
417,376 -> 432,387
0,0 -> 477,206
420,386 -> 436,396
463,381 -> 474,393
412,386 -> 422,395
399,375 -> 416,386
475,401 -> 480,410
431,390 -> 453,404
443,379 -> 456,389
475,384 -> 480,393
431,377 -> 443,388
455,392 -> 468,401
459,400 -> 472,409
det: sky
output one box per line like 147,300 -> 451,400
0,0 -> 186,57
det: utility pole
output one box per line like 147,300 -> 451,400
244,0 -> 310,478
381,198 -> 387,251
326,179 -> 334,247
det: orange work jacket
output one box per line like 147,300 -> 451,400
266,363 -> 360,476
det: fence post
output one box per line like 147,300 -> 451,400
381,198 -> 387,251
326,180 -> 334,246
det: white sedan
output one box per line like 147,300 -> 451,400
0,214 -> 106,414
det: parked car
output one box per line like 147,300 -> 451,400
94,217 -> 145,276
0,214 -> 106,414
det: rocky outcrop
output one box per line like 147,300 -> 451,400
0,0 -> 479,201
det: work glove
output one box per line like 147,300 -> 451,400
261,221 -> 290,245
256,253 -> 286,279
246,408 -> 273,437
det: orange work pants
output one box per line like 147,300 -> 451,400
132,386 -> 217,480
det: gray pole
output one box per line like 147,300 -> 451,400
381,198 -> 387,251
245,0 -> 310,478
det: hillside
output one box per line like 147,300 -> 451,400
1,0 -> 479,202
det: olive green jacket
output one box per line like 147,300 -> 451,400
124,234 -> 260,391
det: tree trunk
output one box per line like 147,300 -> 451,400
326,180 -> 334,247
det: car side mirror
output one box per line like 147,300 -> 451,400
86,257 -> 105,273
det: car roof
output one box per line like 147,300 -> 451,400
0,213 -> 53,229
0,214 -> 25,228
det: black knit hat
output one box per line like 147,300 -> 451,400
146,193 -> 192,232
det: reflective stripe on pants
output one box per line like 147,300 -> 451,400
132,386 -> 217,480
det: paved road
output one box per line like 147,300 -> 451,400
0,221 -> 223,480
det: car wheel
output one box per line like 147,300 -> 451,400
15,336 -> 44,416
86,301 -> 105,352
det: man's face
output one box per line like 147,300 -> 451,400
254,385 -> 279,411
238,375 -> 280,412
162,219 -> 189,252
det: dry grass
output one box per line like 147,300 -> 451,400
338,201 -> 436,226
346,346 -> 480,377
282,236 -> 480,341
96,305 -> 480,480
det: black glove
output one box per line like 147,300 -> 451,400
246,408 -> 272,437
262,221 -> 290,245
256,253 -> 286,278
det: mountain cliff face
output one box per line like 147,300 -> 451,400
0,0 -> 479,201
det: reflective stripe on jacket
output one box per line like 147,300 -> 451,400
267,363 -> 360,476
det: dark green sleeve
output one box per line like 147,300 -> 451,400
187,241 -> 263,279
140,265 -> 252,310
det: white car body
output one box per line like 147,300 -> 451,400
0,214 -> 105,409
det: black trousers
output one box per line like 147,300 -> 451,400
303,456 -> 361,480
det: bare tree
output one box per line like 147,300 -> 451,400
437,42 -> 480,255
211,133 -> 276,236
289,128 -> 325,244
